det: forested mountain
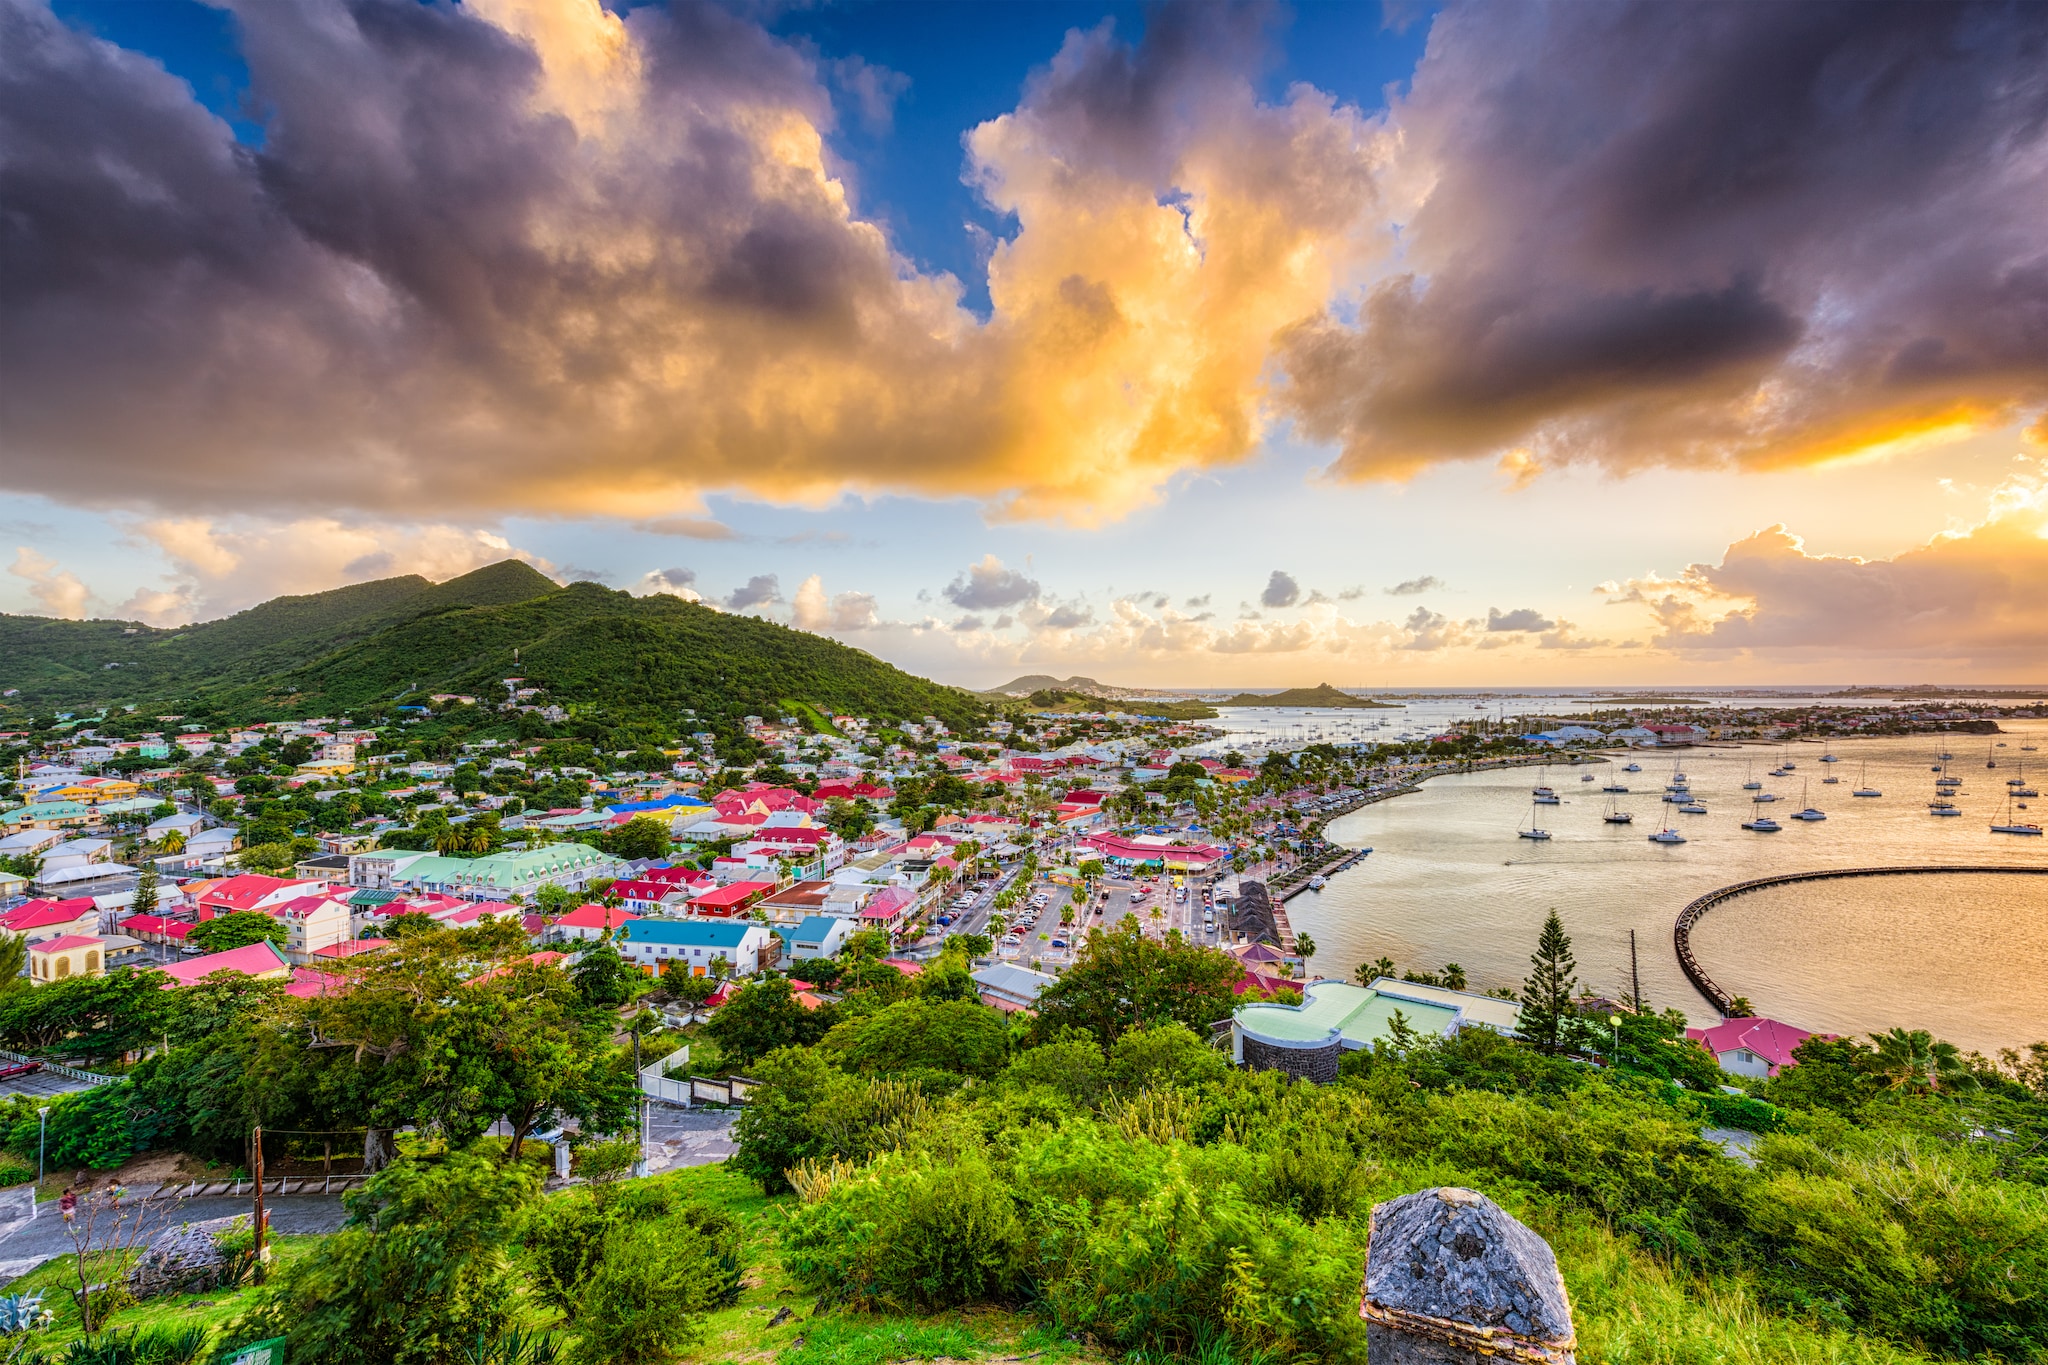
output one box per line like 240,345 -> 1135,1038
0,562 -> 987,728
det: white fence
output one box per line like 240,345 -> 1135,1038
639,1045 -> 692,1105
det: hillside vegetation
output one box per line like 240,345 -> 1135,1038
1217,682 -> 1400,708
0,561 -> 987,727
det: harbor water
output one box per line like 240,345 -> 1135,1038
1295,724 -> 2048,1055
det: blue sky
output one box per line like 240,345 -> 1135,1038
4,0 -> 2045,687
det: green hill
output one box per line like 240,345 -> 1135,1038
984,673 -> 1115,696
0,561 -> 986,729
1216,683 -> 1400,708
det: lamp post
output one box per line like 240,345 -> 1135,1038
35,1106 -> 49,1214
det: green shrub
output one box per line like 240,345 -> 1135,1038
0,1159 -> 34,1187
570,1214 -> 732,1365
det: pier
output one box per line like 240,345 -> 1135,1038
1672,865 -> 2048,1016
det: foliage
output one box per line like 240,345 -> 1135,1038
602,817 -> 671,864
568,940 -> 636,1010
1031,917 -> 1240,1048
2,1085 -> 164,1171
704,978 -> 836,1071
220,1154 -> 541,1365
824,999 -> 1012,1080
1518,910 -> 1590,1056
185,912 -> 287,955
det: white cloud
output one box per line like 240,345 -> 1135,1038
791,574 -> 880,632
9,547 -> 90,619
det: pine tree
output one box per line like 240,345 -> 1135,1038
132,865 -> 159,917
1519,909 -> 1584,1055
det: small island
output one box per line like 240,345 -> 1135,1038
1215,682 -> 1402,708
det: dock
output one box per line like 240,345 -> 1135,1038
1672,864 -> 2048,1015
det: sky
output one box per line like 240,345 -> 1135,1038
2,0 -> 2045,690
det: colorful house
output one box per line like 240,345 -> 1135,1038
159,940 -> 293,987
1684,1017 -> 1817,1079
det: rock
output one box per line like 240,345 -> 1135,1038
1360,1187 -> 1575,1365
126,1214 -> 256,1300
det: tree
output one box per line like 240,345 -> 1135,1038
534,883 -> 576,916
1865,1027 -> 1974,1094
1518,910 -> 1586,1056
605,816 -> 672,863
658,962 -> 719,1019
1031,918 -> 1240,1048
1354,956 -> 1396,986
131,865 -> 159,916
826,998 -> 1011,1079
187,912 -> 288,955
222,1155 -> 542,1365
0,932 -> 27,992
1440,962 -> 1467,991
571,939 -> 638,1009
1295,931 -> 1317,967
703,978 -> 835,1070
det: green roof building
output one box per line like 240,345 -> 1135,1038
1232,978 -> 1522,1084
398,844 -> 629,900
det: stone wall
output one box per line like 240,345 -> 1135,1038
1240,1033 -> 1340,1083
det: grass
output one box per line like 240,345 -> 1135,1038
3,1233 -> 325,1350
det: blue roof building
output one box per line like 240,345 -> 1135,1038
618,917 -> 776,976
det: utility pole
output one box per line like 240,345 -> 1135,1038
1629,930 -> 1642,1013
251,1127 -> 266,1283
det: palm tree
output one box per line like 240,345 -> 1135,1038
155,830 -> 186,856
1355,956 -> 1396,986
1295,931 -> 1317,969
1867,1028 -> 1974,1093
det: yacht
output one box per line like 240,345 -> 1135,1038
1769,766 -> 1790,778
1533,789 -> 1561,805
1792,782 -> 1826,821
1751,791 -> 1780,803
1991,794 -> 2042,836
2024,745 -> 2039,752
1928,798 -> 1963,816
1307,875 -> 1329,889
1678,800 -> 1708,814
1647,828 -> 1686,844
1518,800 -> 1552,840
1985,742 -> 1997,769
1853,762 -> 1882,798
1939,751 -> 1954,761
1741,816 -> 1782,832
1820,750 -> 1839,763
1623,762 -> 1642,773
1936,774 -> 1962,789
1580,773 -> 1596,782
1602,778 -> 1630,793
1602,800 -> 1635,825
2013,786 -> 2041,798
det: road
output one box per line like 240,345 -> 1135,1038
0,1192 -> 350,1285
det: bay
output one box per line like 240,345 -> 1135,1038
1294,723 -> 2048,1056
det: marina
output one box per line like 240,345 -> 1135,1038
1290,725 -> 2048,1053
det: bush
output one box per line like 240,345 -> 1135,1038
220,1155 -> 541,1365
570,1208 -> 741,1365
3,1084 -> 159,1171
0,1160 -> 34,1188
782,1153 -> 1027,1312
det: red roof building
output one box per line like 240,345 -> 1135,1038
0,897 -> 99,938
160,940 -> 292,987
193,873 -> 321,919
553,904 -> 641,941
1685,1017 -> 1819,1078
686,881 -> 776,916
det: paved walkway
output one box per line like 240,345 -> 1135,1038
644,1107 -> 738,1174
0,1193 -> 350,1286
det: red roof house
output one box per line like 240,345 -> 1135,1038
1684,1017 -> 1819,1078
160,940 -> 292,987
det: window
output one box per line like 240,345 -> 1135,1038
55,957 -> 70,979
85,951 -> 100,973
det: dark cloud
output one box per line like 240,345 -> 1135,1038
945,555 -> 1040,610
0,0 -> 1379,528
726,574 -> 781,611
952,615 -> 984,633
1042,603 -> 1094,630
1486,607 -> 1554,632
1385,576 -> 1441,596
1259,570 -> 1300,608
1184,594 -> 1211,608
642,566 -> 697,596
1279,1 -> 2048,479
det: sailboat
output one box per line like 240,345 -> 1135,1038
1986,741 -> 1997,769
1990,791 -> 2042,836
1742,812 -> 1782,832
1623,762 -> 1642,773
1647,827 -> 1686,844
1531,765 -> 1559,804
1742,760 -> 1762,791
1853,762 -> 1882,798
1518,799 -> 1552,840
1792,780 -> 1826,821
1820,747 -> 1839,763
1602,792 -> 1633,824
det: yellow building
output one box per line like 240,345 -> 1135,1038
29,934 -> 105,983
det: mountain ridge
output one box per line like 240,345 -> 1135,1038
0,561 -> 986,728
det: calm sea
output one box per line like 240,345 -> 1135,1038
1296,723 -> 2048,1056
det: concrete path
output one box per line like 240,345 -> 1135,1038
0,1193 -> 349,1287
644,1108 -> 738,1174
